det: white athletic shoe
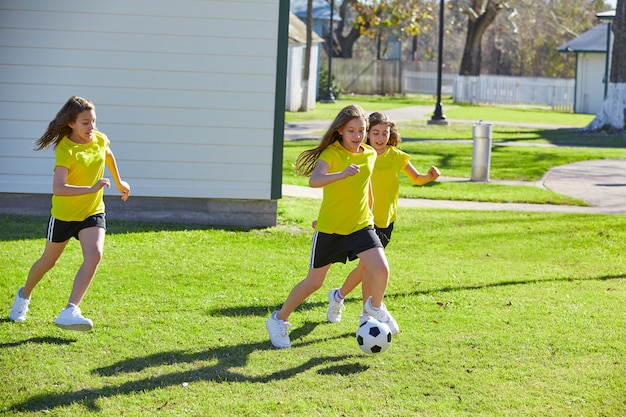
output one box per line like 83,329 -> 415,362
55,305 -> 93,332
10,287 -> 30,322
327,289 -> 345,323
266,311 -> 292,348
358,312 -> 373,326
363,297 -> 399,335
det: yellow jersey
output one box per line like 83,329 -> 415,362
50,131 -> 109,221
315,141 -> 376,235
371,146 -> 410,228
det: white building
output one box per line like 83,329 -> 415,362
285,13 -> 323,111
0,0 -> 290,227
558,13 -> 615,114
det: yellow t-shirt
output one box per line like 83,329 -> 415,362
315,141 -> 376,235
371,146 -> 410,228
51,131 -> 109,221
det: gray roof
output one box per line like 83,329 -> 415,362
289,12 -> 323,44
596,10 -> 616,21
558,23 -> 609,53
290,0 -> 341,21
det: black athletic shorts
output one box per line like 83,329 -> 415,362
46,213 -> 106,243
375,222 -> 394,248
310,225 -> 383,269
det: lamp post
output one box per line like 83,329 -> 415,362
321,0 -> 335,103
428,0 -> 448,125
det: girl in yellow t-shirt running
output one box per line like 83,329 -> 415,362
9,96 -> 130,331
326,112 -> 440,326
266,105 -> 398,349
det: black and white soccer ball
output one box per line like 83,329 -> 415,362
356,318 -> 392,354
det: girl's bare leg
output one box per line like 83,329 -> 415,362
276,264 -> 331,321
22,240 -> 69,298
361,269 -> 372,306
339,260 -> 367,299
357,247 -> 389,308
358,246 -> 399,334
66,227 -> 105,307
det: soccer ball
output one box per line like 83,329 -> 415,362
356,318 -> 392,354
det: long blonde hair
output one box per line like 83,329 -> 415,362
34,96 -> 95,150
294,105 -> 368,176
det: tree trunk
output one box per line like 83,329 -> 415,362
586,0 -> 626,130
299,0 -> 313,112
335,0 -> 362,58
459,0 -> 504,76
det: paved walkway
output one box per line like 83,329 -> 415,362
283,107 -> 626,215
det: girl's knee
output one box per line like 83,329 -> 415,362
304,269 -> 328,291
83,249 -> 103,266
36,253 -> 62,271
304,277 -> 324,292
372,265 -> 389,280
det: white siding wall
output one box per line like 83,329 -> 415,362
285,43 -> 320,111
285,45 -> 304,112
0,0 -> 283,200
575,53 -> 606,114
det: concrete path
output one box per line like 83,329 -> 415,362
283,107 -> 626,215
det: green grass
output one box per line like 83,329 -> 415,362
1,206 -> 624,416
283,139 -> 626,205
284,97 -> 626,205
284,94 -> 596,127
1,98 -> 624,415
441,105 -> 596,126
284,94 -> 449,122
397,123 -> 622,147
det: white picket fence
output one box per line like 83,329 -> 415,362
402,71 -> 456,95
403,71 -> 575,111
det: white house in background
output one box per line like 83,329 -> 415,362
558,12 -> 614,114
285,13 -> 323,111
0,0 -> 290,227
290,0 -> 339,43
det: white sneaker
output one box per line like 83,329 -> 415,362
358,312 -> 372,326
363,297 -> 399,335
9,287 -> 30,322
266,311 -> 292,348
55,305 -> 93,331
327,289 -> 345,323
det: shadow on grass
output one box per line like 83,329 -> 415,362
0,335 -> 76,348
10,322 -> 366,413
403,128 -> 624,148
499,128 -> 625,148
211,272 -> 626,318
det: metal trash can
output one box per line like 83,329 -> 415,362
623,108 -> 626,147
471,121 -> 492,182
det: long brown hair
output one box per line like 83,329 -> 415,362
294,105 -> 368,177
34,96 -> 95,150
367,112 -> 401,147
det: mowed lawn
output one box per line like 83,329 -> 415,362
1,98 -> 624,416
1,202 -> 624,416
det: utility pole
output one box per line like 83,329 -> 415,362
428,0 -> 448,125
321,0 -> 335,103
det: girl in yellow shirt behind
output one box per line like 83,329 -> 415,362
266,105 -> 398,349
327,112 -> 440,326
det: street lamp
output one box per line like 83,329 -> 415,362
428,0 -> 448,125
321,0 -> 335,103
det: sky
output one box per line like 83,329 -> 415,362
605,0 -> 617,8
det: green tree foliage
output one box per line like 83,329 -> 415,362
484,0 -> 614,78
329,0 -> 614,78
333,0 -> 436,58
